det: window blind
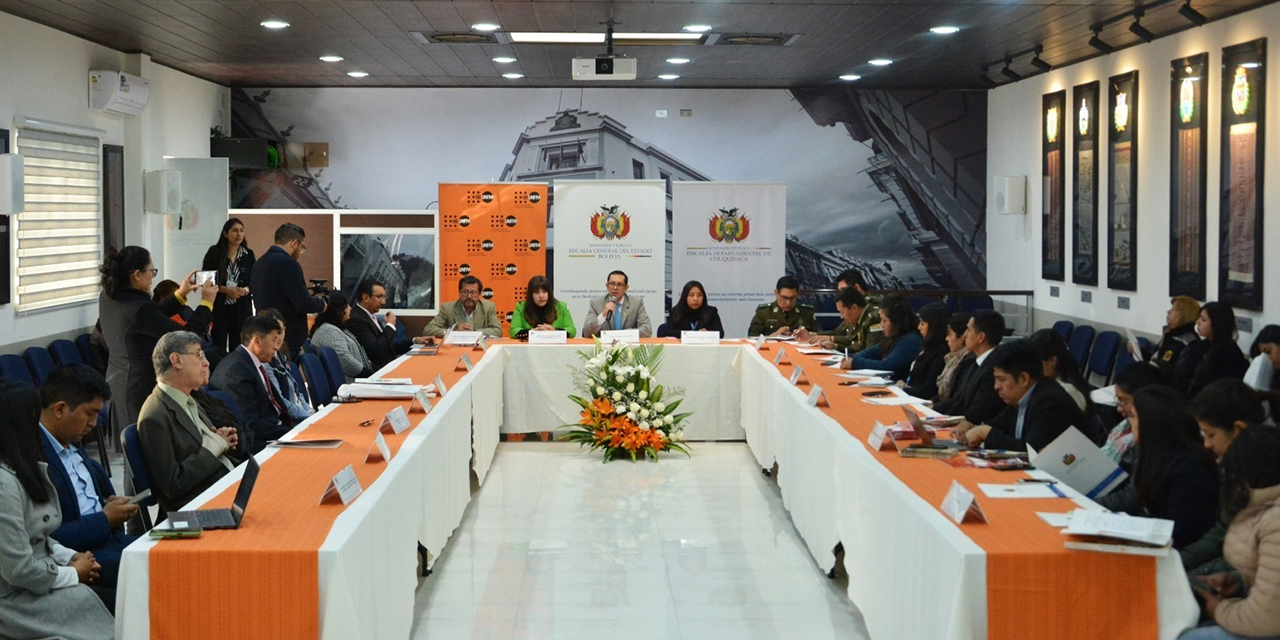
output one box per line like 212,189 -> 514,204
15,125 -> 103,312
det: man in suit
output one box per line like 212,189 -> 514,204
37,364 -> 137,600
962,339 -> 1090,452
250,223 -> 326,357
348,278 -> 414,370
423,275 -> 502,338
582,270 -> 653,338
138,331 -> 244,514
210,315 -> 294,453
936,309 -> 1006,425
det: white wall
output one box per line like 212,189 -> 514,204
0,11 -> 228,351
987,3 -> 1280,348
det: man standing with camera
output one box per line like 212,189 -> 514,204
251,223 -> 326,358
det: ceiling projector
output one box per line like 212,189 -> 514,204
572,56 -> 637,81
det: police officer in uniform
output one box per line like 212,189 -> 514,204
799,269 -> 882,352
748,276 -> 815,337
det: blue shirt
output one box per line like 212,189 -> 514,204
1014,382 -> 1038,440
39,424 -> 102,516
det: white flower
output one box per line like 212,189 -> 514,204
627,411 -> 637,421
616,375 -> 625,383
665,416 -> 675,426
654,402 -> 666,412
639,369 -> 650,380
639,421 -> 650,430
629,402 -> 640,412
638,390 -> 648,400
640,408 -> 650,419
626,383 -> 635,393
612,392 -> 622,401
596,386 -> 605,395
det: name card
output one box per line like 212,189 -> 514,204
789,367 -> 809,386
600,329 -> 641,344
753,336 -> 769,351
868,421 -> 891,451
680,331 -> 720,346
434,374 -> 448,396
940,480 -> 987,525
806,386 -> 828,407
529,330 -> 568,344
773,349 -> 790,365
473,336 -> 488,351
408,388 -> 433,413
319,464 -> 363,506
455,354 -> 473,372
366,432 -> 392,463
445,330 -> 483,345
379,406 -> 412,435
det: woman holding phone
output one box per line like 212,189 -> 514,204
201,218 -> 256,352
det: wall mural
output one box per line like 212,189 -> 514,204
1072,81 -> 1100,287
1042,90 -> 1066,282
1107,71 -> 1138,291
1219,39 -> 1266,311
1170,53 -> 1209,300
227,87 -> 987,298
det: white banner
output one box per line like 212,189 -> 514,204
553,180 -> 666,333
672,182 -> 787,337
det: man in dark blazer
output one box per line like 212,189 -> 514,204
348,278 -> 410,371
936,309 -> 1006,425
37,365 -> 137,596
250,223 -> 326,357
210,315 -> 294,453
138,331 -> 245,514
963,339 -> 1091,452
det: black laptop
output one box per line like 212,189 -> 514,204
170,456 -> 261,530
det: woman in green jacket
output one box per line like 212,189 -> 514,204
510,275 -> 576,338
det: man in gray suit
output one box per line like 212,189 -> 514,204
137,331 -> 245,513
423,275 -> 502,338
582,270 -> 653,338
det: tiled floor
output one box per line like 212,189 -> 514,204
411,442 -> 870,640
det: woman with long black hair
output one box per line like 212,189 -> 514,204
659,280 -> 725,337
1179,302 -> 1250,398
1028,328 -> 1094,418
201,217 -> 256,351
843,295 -> 923,381
900,302 -> 950,399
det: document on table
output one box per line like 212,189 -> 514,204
1037,512 -> 1072,528
849,368 -> 894,377
864,393 -> 930,406
978,483 -> 1065,499
797,348 -> 842,355
268,439 -> 344,449
355,377 -> 414,385
1063,510 -> 1174,546
337,383 -> 426,399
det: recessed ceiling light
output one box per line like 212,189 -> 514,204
260,20 -> 290,29
683,25 -> 713,33
347,71 -> 369,78
839,74 -> 861,81
492,56 -> 517,64
319,55 -> 344,63
667,58 -> 691,64
658,74 -> 680,80
869,58 -> 893,66
617,33 -> 701,40
1241,62 -> 1261,68
930,26 -> 960,34
503,73 -> 524,79
472,23 -> 501,32
510,32 -> 603,44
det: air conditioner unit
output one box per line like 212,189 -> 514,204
144,170 -> 182,215
572,57 -> 637,81
89,70 -> 151,117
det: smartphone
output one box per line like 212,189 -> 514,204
191,270 -> 218,286
126,489 -> 152,505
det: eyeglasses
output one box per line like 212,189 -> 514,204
139,268 -> 159,277
301,244 -> 309,254
460,289 -> 481,298
180,349 -> 208,361
606,281 -> 627,288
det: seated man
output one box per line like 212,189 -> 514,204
582,270 -> 653,338
211,315 -> 295,453
423,275 -> 502,338
38,364 -> 138,603
138,331 -> 245,513
347,278 -> 411,370
960,339 -> 1090,452
256,309 -> 315,423
934,309 -> 1006,424
748,275 -> 815,337
799,286 -> 879,353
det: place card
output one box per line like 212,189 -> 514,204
752,336 -> 768,351
805,386 -> 828,407
445,330 -> 483,345
789,366 -> 809,386
408,388 -> 433,413
473,335 -> 488,351
455,354 -> 473,372
600,329 -> 641,344
379,406 -> 411,435
940,480 -> 987,525
365,432 -> 392,463
318,464 -> 363,505
773,349 -> 790,365
867,421 -> 891,451
681,331 -> 720,346
529,330 -> 568,344
434,374 -> 448,396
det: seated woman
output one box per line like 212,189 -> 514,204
1244,324 -> 1280,394
659,280 -> 725,338
1100,364 -> 1170,470
1186,426 -> 1280,640
0,380 -> 115,640
310,291 -> 373,384
1139,295 -> 1200,366
932,312 -> 972,405
1119,386 -> 1220,549
1028,328 -> 1093,417
842,295 -> 922,381
510,275 -> 575,338
900,302 -> 950,399
1179,302 -> 1250,398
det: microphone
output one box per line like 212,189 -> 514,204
605,295 -> 618,321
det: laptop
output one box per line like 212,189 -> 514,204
170,456 -> 261,530
900,406 -> 966,449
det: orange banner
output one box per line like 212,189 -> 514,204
438,184 -> 548,333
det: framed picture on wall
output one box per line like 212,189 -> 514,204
1169,53 -> 1209,300
338,229 -> 437,314
1042,91 -> 1066,281
1219,39 -> 1266,311
1072,81 -> 1100,287
1107,71 -> 1138,291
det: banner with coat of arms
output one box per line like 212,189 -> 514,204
672,182 -> 786,337
553,180 -> 666,331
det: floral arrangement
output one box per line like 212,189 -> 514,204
559,340 -> 692,462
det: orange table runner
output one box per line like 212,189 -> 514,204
148,347 -> 474,640
765,342 -> 1158,640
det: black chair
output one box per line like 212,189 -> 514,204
23,347 -> 56,385
298,353 -> 331,409
316,346 -> 347,393
49,339 -> 83,365
1051,320 -> 1075,343
1086,331 -> 1122,387
1067,325 -> 1096,371
0,354 -> 35,384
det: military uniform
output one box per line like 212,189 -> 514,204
748,302 -> 816,337
818,294 -> 882,352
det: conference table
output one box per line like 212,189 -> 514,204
115,339 -> 1198,640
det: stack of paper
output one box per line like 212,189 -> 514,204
797,348 -> 842,356
849,368 -> 894,377
337,383 -> 428,399
1062,509 -> 1174,555
355,377 -> 413,385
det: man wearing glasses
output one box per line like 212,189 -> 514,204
250,223 -> 327,358
423,275 -> 502,338
349,279 -> 411,371
582,270 -> 653,338
748,276 -> 815,337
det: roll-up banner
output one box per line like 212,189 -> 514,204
672,182 -> 787,337
553,180 -> 666,332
